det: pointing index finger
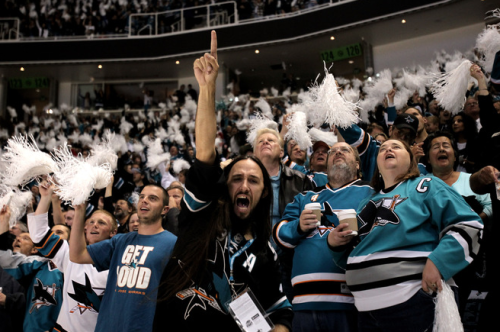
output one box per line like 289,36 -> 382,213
211,30 -> 217,60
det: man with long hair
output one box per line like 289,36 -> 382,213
153,30 -> 292,332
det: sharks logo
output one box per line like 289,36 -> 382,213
30,278 -> 59,313
176,285 -> 225,319
358,195 -> 407,233
68,273 -> 105,315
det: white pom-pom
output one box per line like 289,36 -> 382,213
433,281 -> 463,332
254,98 -> 273,119
271,87 -> 279,97
0,186 -> 33,227
79,133 -> 93,147
172,158 -> 191,174
300,65 -> 360,129
132,141 -> 144,153
155,127 -> 169,141
88,131 -> 119,170
110,133 -> 129,154
7,106 -> 17,118
183,99 -> 197,117
394,87 -> 414,110
235,118 -> 252,131
476,26 -> 500,72
430,60 -> 473,114
308,127 -> 337,146
403,67 -> 433,97
120,117 -> 134,135
342,86 -> 361,104
284,111 -> 312,150
52,144 -> 113,205
246,114 -> 280,147
145,138 -> 170,171
129,192 -> 140,208
1,135 -> 59,187
363,69 -> 393,103
179,108 -> 190,124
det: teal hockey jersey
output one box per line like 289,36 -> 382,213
331,176 -> 483,312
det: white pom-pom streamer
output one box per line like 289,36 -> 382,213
430,60 -> 473,114
120,117 -> 134,135
363,69 -> 393,103
246,114 -> 280,147
88,131 -> 119,170
52,144 -> 113,205
433,281 -> 464,332
307,127 -> 337,147
172,158 -> 191,175
301,65 -> 360,129
476,27 -> 500,72
284,111 -> 312,150
0,186 -> 33,227
129,192 -> 140,208
1,135 -> 59,187
145,138 -> 171,171
254,98 -> 273,119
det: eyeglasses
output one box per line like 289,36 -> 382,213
328,146 -> 352,154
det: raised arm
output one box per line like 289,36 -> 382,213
69,203 -> 94,264
35,180 -> 53,216
194,30 -> 219,165
0,205 -> 11,236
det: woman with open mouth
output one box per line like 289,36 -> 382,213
327,138 -> 483,332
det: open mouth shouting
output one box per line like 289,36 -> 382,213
235,195 -> 250,215
437,153 -> 449,162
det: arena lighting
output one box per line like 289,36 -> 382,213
349,60 -> 354,64
175,61 -> 180,64
330,36 -> 335,40
402,19 -> 407,23
255,50 -> 260,54
98,64 -> 102,69
20,67 -> 25,71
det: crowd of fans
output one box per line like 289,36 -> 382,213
1,11 -> 500,329
0,56 -> 499,329
0,0 -> 331,38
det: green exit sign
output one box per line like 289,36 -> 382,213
8,77 -> 50,89
320,43 -> 363,62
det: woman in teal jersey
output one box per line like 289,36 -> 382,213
327,139 -> 483,332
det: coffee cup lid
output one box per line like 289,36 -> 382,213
337,209 -> 356,217
304,203 -> 321,209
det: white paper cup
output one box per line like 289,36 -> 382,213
304,203 -> 321,226
337,209 -> 358,236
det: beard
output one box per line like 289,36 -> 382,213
328,160 -> 357,185
229,206 -> 255,236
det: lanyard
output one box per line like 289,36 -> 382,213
228,232 -> 254,291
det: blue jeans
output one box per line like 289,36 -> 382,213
293,310 -> 358,332
358,289 -> 440,332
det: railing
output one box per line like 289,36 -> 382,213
128,1 -> 238,36
0,0 -> 352,41
0,18 -> 20,40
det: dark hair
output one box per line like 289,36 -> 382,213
451,112 -> 477,141
424,131 -> 459,173
370,139 -> 420,191
158,155 -> 272,301
143,183 -> 170,206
